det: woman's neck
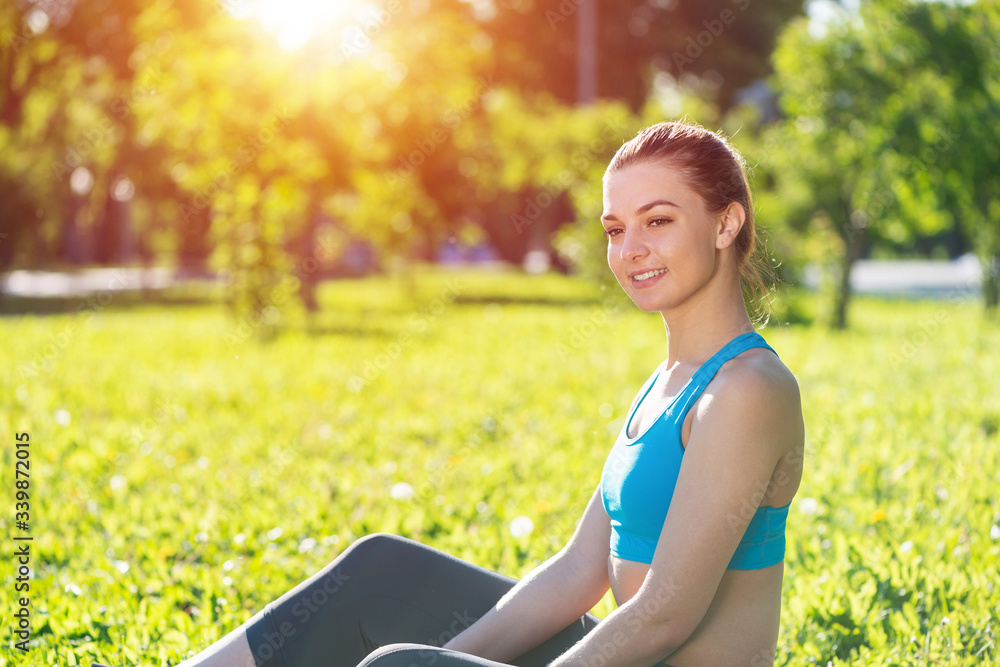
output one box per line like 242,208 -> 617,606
660,286 -> 754,366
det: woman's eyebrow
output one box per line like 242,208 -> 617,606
602,199 -> 680,221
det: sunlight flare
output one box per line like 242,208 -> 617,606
255,0 -> 362,51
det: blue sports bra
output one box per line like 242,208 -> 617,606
600,331 -> 790,569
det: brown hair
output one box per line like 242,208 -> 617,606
605,120 -> 776,327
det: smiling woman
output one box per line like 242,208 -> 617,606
90,120 -> 803,667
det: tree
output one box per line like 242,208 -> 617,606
479,0 -> 806,110
0,0 -> 225,273
764,1 -> 980,328
897,0 -> 1000,310
2,0 -> 810,317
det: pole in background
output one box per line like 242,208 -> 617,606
577,0 -> 597,104
112,176 -> 136,264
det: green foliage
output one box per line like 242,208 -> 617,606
1,270 -> 997,665
1,0 -> 816,320
759,0 -> 1000,325
0,165 -> 43,270
481,0 -> 807,110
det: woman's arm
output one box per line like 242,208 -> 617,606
442,485 -> 612,663
550,363 -> 803,667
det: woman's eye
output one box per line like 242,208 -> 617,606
602,228 -> 622,238
649,217 -> 672,227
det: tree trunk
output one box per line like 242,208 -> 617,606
832,201 -> 866,330
177,191 -> 213,277
296,198 -> 321,315
833,251 -> 853,330
984,252 -> 1000,311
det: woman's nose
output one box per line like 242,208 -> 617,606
620,227 -> 648,261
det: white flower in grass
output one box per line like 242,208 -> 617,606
509,516 -> 534,539
799,497 -> 819,515
390,482 -> 414,501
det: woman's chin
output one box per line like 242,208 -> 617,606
614,281 -> 671,313
626,295 -> 668,313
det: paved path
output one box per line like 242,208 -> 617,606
801,254 -> 982,297
0,256 -> 986,299
0,267 -> 182,298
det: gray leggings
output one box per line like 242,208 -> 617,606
243,533 -> 672,667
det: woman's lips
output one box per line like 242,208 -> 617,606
630,268 -> 668,288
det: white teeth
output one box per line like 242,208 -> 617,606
634,269 -> 667,281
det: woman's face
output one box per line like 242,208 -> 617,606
601,160 -> 727,314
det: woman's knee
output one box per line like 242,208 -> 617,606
339,532 -> 410,564
357,643 -> 437,667
351,532 -> 407,550
337,532 -> 437,572
359,644 -> 504,667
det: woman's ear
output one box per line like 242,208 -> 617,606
715,202 -> 746,250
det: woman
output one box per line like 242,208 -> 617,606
95,120 -> 804,667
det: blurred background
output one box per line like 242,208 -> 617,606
3,3 -> 1000,665
1,0 -> 997,329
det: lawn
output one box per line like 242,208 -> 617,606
1,268 -> 997,666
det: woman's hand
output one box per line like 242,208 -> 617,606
443,485 -> 612,663
550,361 -> 803,667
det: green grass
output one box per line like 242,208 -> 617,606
1,268 -> 997,666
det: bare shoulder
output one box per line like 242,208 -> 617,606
718,346 -> 799,408
693,346 -> 804,447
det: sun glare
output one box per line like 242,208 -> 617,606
252,0 -> 363,51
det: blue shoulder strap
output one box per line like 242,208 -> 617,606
670,332 -> 775,425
